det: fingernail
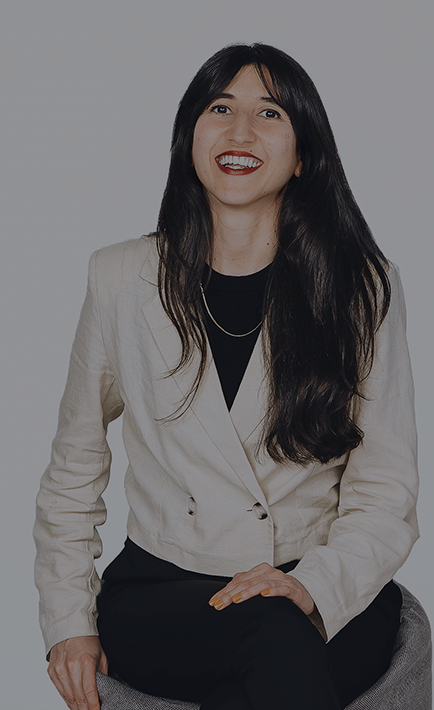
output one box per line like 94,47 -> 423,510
215,601 -> 224,610
262,589 -> 270,595
232,594 -> 242,603
209,598 -> 216,606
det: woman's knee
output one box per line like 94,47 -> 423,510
226,594 -> 323,651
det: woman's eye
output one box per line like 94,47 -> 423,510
259,108 -> 281,119
210,104 -> 230,114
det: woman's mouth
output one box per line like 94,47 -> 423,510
215,152 -> 263,175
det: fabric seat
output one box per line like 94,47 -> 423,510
96,583 -> 432,710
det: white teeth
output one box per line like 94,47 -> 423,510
217,154 -> 262,168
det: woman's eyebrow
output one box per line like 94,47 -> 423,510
259,96 -> 280,104
211,92 -> 280,104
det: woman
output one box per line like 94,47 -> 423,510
34,44 -> 419,710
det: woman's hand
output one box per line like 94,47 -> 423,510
47,635 -> 108,710
209,562 -> 315,615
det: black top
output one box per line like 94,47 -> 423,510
201,263 -> 270,410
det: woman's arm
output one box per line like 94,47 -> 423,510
33,249 -> 124,657
284,264 -> 419,640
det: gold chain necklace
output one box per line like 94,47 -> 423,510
200,283 -> 263,338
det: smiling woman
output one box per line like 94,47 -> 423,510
192,66 -> 302,215
34,44 -> 419,710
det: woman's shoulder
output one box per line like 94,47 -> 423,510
92,234 -> 158,271
373,260 -> 409,359
383,260 -> 406,327
385,260 -> 401,288
89,234 -> 159,291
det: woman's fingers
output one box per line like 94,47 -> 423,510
209,562 -> 275,604
258,578 -> 314,613
47,636 -> 104,709
210,577 -> 291,609
209,563 -> 280,605
49,661 -> 99,710
208,565 -> 315,615
97,649 -> 109,675
81,659 -> 101,709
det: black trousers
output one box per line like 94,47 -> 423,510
96,539 -> 402,710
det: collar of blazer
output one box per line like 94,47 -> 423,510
137,237 -> 271,501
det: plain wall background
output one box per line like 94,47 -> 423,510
1,1 -> 432,706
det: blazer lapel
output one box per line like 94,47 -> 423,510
187,350 -> 269,504
138,251 -> 268,504
229,332 -> 267,446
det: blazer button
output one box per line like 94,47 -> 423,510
187,497 -> 197,516
252,502 -> 268,520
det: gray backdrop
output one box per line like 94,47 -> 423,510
1,1 -> 432,706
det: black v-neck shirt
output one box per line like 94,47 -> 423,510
201,263 -> 270,410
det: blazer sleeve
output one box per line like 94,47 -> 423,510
288,265 -> 419,641
33,250 -> 125,657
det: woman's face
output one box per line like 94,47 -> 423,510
192,64 -> 302,213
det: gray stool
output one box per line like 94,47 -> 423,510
96,584 -> 432,709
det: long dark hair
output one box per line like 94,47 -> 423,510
156,43 -> 390,464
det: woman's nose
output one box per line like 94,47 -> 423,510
226,112 -> 255,144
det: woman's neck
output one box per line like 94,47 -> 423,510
209,201 -> 278,276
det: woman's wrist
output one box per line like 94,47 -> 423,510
308,606 -> 327,641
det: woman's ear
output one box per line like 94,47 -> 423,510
294,159 -> 302,178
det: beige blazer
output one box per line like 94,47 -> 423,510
34,236 -> 419,655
